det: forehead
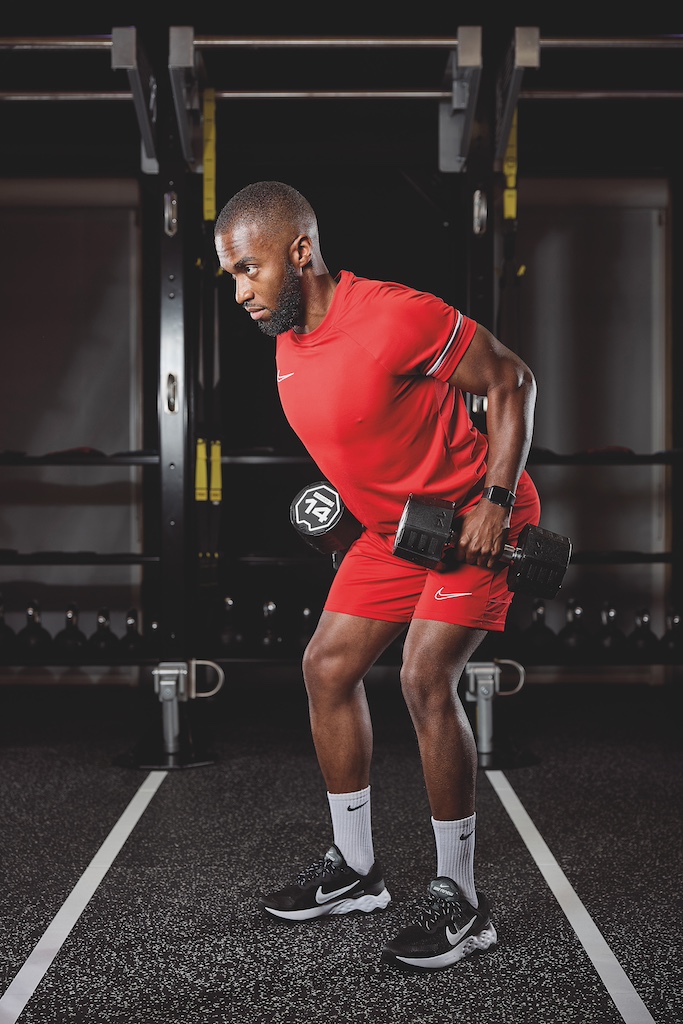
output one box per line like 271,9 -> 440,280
215,220 -> 284,272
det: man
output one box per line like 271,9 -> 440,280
214,181 -> 540,972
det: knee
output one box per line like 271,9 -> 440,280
302,634 -> 352,701
301,633 -> 327,688
400,651 -> 452,720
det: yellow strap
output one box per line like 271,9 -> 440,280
502,107 -> 518,222
209,440 -> 222,503
503,188 -> 518,221
195,438 -> 208,501
203,88 -> 216,223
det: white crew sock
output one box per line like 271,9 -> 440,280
431,813 -> 478,907
327,786 -> 374,874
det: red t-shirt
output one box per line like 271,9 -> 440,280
276,270 -> 488,534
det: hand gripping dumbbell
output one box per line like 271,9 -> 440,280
290,481 -> 363,555
393,494 -> 572,599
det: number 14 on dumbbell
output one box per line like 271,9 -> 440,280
393,494 -> 572,599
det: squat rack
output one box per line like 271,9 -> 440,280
2,28 -> 682,765
495,29 -> 683,167
0,30 -> 159,169
167,28 -> 484,175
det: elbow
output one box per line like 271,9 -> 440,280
483,355 -> 537,408
521,365 -> 537,404
490,363 -> 537,424
500,360 -> 536,401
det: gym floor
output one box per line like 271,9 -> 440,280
0,668 -> 681,1024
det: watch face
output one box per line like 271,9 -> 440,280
486,486 -> 515,507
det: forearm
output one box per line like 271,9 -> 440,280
447,323 -> 537,563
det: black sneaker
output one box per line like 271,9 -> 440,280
259,844 -> 391,921
382,876 -> 497,970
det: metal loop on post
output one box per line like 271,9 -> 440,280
190,659 -> 225,698
494,658 -> 526,695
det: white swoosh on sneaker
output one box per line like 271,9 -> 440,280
277,372 -> 294,382
315,880 -> 359,904
446,915 -> 477,946
434,589 -> 473,601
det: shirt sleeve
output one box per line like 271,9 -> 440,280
423,308 -> 478,382
362,281 -> 478,380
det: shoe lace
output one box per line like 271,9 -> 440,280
417,895 -> 462,931
296,856 -> 338,886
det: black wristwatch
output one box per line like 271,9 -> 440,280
483,485 -> 516,509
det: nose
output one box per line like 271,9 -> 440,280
235,276 -> 254,306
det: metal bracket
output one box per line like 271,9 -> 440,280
168,25 -> 206,169
494,26 -> 540,169
151,661 -> 189,756
111,26 -> 159,173
438,26 -> 482,173
147,659 -> 224,768
464,659 -> 525,767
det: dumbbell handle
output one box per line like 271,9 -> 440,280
501,542 -> 519,564
444,540 -> 517,566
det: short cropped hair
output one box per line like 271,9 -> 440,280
215,181 -> 317,239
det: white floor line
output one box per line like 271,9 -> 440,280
0,770 -> 168,1024
485,769 -> 656,1024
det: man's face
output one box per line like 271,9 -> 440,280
215,222 -> 303,337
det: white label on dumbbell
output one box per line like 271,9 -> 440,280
294,483 -> 343,534
305,496 -> 333,522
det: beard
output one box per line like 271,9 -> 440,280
256,261 -> 303,337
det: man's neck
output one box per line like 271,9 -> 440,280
296,272 -> 337,333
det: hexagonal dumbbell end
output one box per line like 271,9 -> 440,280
504,524 -> 572,599
392,494 -> 456,569
290,481 -> 363,555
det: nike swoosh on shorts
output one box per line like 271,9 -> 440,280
434,589 -> 473,601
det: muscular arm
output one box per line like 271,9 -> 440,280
447,323 -> 537,567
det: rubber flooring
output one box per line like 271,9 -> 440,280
0,668 -> 681,1024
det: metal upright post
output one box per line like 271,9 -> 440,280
464,659 -> 526,768
464,662 -> 500,767
128,71 -> 219,770
157,85 -> 190,659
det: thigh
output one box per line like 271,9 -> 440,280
402,617 -> 488,677
323,528 -> 427,623
305,610 -> 406,683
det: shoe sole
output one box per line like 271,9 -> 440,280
382,922 -> 497,970
264,886 -> 391,922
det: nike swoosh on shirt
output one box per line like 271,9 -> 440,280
446,916 -> 477,947
315,880 -> 359,904
277,372 -> 294,382
434,589 -> 473,601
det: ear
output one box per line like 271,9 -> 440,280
289,234 -> 313,269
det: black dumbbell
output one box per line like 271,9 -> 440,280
54,603 -> 88,654
290,481 -> 363,555
392,494 -> 572,599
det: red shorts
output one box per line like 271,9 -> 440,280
324,470 -> 541,631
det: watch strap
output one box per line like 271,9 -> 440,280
483,485 -> 516,508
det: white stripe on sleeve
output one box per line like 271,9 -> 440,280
425,310 -> 463,377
